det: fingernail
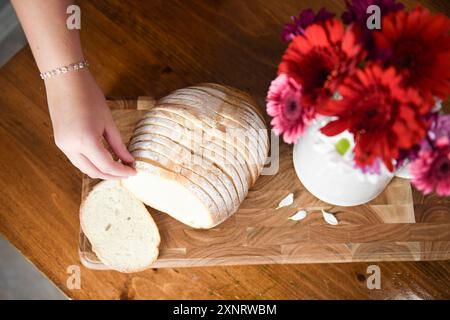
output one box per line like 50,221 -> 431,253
128,166 -> 137,176
127,153 -> 135,162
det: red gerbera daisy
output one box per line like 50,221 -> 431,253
320,63 -> 431,171
374,6 -> 450,100
278,18 -> 365,109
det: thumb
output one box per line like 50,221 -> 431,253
104,119 -> 134,164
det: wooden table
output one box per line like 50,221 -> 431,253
0,0 -> 448,300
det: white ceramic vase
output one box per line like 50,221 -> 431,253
293,120 -> 394,206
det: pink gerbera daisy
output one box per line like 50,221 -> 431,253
409,115 -> 450,196
266,74 -> 315,144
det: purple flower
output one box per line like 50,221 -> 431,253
396,114 -> 449,168
428,114 -> 450,144
341,0 -> 404,60
358,158 -> 382,174
409,114 -> 450,197
281,8 -> 335,42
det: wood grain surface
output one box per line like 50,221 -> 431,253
80,98 -> 449,269
0,0 -> 449,299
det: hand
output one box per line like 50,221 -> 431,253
45,70 -> 136,179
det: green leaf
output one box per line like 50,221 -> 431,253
335,138 -> 350,156
332,91 -> 343,100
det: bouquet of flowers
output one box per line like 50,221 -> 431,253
266,0 -> 450,196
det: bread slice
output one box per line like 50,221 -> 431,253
185,86 -> 269,162
156,96 -> 263,179
122,160 -> 224,228
130,131 -> 243,207
80,180 -> 160,273
128,136 -> 230,217
199,83 -> 267,125
157,96 -> 264,179
147,105 -> 255,187
136,108 -> 254,172
132,113 -> 248,200
192,84 -> 270,165
182,85 -> 268,135
129,130 -> 238,214
170,86 -> 266,137
160,89 -> 264,138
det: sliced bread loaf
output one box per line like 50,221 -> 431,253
122,84 -> 269,229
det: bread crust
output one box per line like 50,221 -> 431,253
194,83 -> 270,166
187,85 -> 269,162
155,97 -> 263,181
198,83 -> 267,124
143,106 -> 254,189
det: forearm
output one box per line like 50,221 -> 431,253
12,0 -> 135,178
11,0 -> 83,72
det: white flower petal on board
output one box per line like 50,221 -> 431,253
276,193 -> 294,209
322,209 -> 338,225
288,210 -> 307,221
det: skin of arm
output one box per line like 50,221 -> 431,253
12,0 -> 136,179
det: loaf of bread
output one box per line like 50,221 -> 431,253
122,83 -> 269,229
80,180 -> 161,272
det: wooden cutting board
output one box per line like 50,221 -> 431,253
79,97 -> 450,269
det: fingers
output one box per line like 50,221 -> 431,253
68,153 -> 119,180
56,128 -> 136,179
85,140 -> 136,177
104,119 -> 135,164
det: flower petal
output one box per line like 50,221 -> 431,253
320,119 -> 350,136
288,210 -> 308,221
276,193 -> 294,209
322,209 -> 338,225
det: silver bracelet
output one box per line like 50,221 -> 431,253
40,59 -> 89,79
